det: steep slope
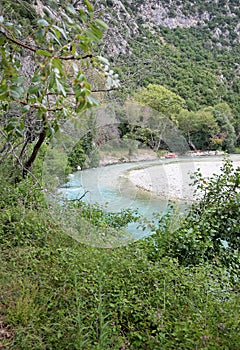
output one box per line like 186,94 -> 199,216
94,0 -> 240,53
1,0 -> 239,140
93,0 -> 240,136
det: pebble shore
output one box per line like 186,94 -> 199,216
128,155 -> 240,201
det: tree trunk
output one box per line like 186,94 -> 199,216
188,132 -> 196,151
22,127 -> 46,177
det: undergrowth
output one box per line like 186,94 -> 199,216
0,160 -> 239,349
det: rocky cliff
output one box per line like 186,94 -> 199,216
91,0 -> 240,54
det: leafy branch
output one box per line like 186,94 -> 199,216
0,28 -> 94,60
0,0 -> 119,177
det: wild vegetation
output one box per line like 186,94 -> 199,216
0,1 -> 240,349
0,0 -> 118,176
0,153 -> 239,349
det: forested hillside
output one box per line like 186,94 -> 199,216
0,1 -> 239,349
1,0 -> 240,153
100,0 -> 240,148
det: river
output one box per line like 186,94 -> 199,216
57,154 -> 240,242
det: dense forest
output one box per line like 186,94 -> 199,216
0,1 -> 239,349
107,1 -> 240,152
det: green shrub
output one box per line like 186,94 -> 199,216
147,157 -> 240,279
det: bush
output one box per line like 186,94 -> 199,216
147,157 -> 240,273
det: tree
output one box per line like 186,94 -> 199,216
133,84 -> 186,121
0,0 -> 118,176
206,103 -> 236,152
176,109 -> 219,150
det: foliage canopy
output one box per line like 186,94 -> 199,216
0,0 -> 118,175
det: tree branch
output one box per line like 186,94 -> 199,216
69,190 -> 89,201
12,99 -> 64,112
0,29 -> 37,52
55,54 -> 93,61
46,87 -> 116,96
0,29 -> 93,60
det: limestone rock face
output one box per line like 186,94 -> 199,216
23,1 -> 240,55
89,0 -> 240,54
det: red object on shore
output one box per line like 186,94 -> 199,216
165,153 -> 177,159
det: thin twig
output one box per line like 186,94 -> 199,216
69,190 -> 89,201
46,87 -> 116,96
11,99 -> 64,112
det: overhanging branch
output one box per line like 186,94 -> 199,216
46,87 -> 116,96
0,29 -> 93,61
12,99 -> 64,112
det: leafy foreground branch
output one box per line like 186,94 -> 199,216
0,0 -> 119,177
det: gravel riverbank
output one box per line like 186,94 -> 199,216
127,155 -> 240,201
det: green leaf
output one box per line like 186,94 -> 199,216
49,30 -> 61,45
22,105 -> 31,113
0,92 -> 8,100
35,28 -> 45,40
36,49 -> 52,57
28,85 -> 40,95
43,6 -> 55,19
52,25 -> 67,40
56,79 -> 66,97
5,122 -> 15,133
46,127 -> 55,139
86,95 -> 98,106
32,75 -> 41,83
66,5 -> 77,15
53,122 -> 60,133
10,86 -> 22,99
1,100 -> 9,111
11,76 -> 25,84
61,12 -> 74,24
95,19 -> 108,30
76,73 -> 86,82
74,88 -> 85,99
71,43 -> 76,55
85,0 -> 94,13
91,24 -> 103,39
78,9 -> 88,23
76,100 -> 86,113
85,27 -> 102,41
16,128 -> 23,137
97,56 -> 109,65
52,58 -> 63,74
48,74 -> 55,90
37,19 -> 49,27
